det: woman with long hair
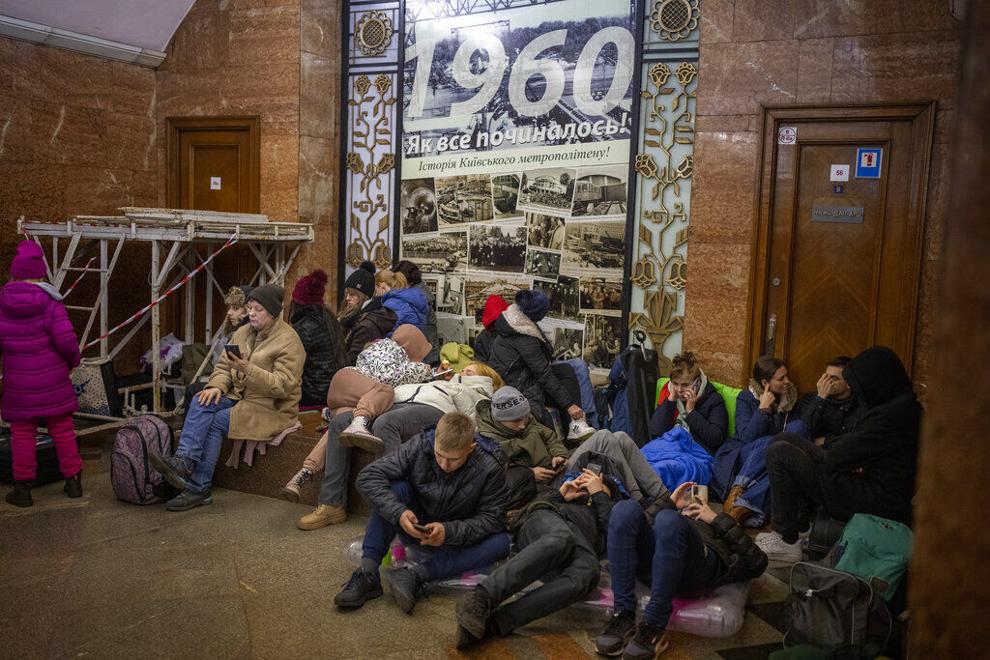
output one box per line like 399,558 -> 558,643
289,269 -> 347,407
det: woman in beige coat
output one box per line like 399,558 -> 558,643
152,284 -> 304,511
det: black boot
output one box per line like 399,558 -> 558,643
5,481 -> 33,508
64,472 -> 83,498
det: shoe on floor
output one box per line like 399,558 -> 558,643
165,489 -> 213,511
456,585 -> 493,641
5,481 -> 33,508
339,416 -> 385,454
595,609 -> 636,656
622,623 -> 669,660
149,452 -> 194,491
281,467 -> 313,503
64,472 -> 83,498
386,567 -> 425,614
566,418 -> 595,442
297,504 -> 346,530
334,570 -> 382,609
755,530 -> 803,563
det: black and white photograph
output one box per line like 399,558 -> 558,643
465,278 -> 529,322
571,165 -> 628,217
585,313 -> 623,369
563,219 -> 625,274
491,173 -> 522,219
440,274 -> 465,314
400,0 -> 635,162
468,222 -> 527,273
400,231 -> 468,274
436,174 -> 494,226
525,249 -> 561,280
400,178 -> 438,234
540,275 -> 580,320
552,327 -> 585,361
525,213 -> 565,250
580,278 -> 623,312
518,168 -> 576,215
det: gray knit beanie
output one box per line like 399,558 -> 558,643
491,386 -> 531,422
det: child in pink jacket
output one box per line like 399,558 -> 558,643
0,241 -> 82,507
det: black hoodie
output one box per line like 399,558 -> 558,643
825,346 -> 921,525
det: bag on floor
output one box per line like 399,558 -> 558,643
784,561 -> 892,652
0,432 -> 61,485
832,514 -> 912,603
111,415 -> 175,504
603,339 -> 659,446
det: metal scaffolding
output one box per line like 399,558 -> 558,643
17,208 -> 314,418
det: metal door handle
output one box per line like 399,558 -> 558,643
767,313 -> 777,343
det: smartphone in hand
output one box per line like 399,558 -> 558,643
224,344 -> 242,359
411,523 -> 431,534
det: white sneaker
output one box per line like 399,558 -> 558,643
567,418 -> 595,442
755,530 -> 803,563
339,416 -> 385,453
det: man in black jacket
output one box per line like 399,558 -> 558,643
334,412 -> 511,613
800,356 -> 863,443
455,468 -> 620,649
595,483 -> 768,659
756,346 -> 921,563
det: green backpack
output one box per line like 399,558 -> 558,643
833,513 -> 913,603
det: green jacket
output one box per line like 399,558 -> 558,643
476,399 -> 568,468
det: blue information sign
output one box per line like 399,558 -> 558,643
855,147 -> 882,179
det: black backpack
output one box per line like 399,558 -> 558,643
603,333 -> 659,446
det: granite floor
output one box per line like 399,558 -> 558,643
0,449 -> 789,660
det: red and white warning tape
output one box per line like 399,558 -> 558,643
62,257 -> 96,298
82,235 -> 238,350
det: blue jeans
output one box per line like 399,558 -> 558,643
176,396 -> 236,494
733,420 -> 808,520
607,502 -> 721,629
361,481 -> 511,581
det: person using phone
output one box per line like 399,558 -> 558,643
150,284 -> 304,512
650,351 -> 730,454
800,356 -> 863,447
712,356 -> 809,527
333,412 -> 511,615
455,467 -> 621,650
594,481 -> 768,659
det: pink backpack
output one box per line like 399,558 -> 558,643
111,415 -> 174,504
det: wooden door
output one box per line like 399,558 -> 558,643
747,104 -> 935,392
167,117 -> 260,213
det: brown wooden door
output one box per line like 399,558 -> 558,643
167,117 -> 260,213
748,104 -> 935,393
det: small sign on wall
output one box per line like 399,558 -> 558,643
210,176 -> 222,190
777,126 -> 797,145
855,148 -> 882,179
812,205 -> 864,224
830,164 -> 850,182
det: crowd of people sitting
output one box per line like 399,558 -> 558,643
0,239 -> 922,659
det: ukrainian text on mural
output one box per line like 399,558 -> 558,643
399,0 -> 637,371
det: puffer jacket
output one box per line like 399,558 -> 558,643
474,328 -> 496,363
0,281 -> 81,421
393,374 -> 494,421
488,304 -> 574,411
291,305 -> 344,406
650,381 -> 729,454
413,281 -> 440,357
355,338 -> 434,387
383,287 -> 429,334
694,512 -> 769,586
735,379 -> 799,444
476,399 -> 568,469
345,298 -> 397,366
825,346 -> 921,525
356,428 -> 510,545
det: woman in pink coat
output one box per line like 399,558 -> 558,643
0,241 -> 82,507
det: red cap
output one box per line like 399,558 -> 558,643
292,269 -> 328,305
481,295 -> 509,329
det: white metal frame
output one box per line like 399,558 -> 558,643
18,212 -> 313,417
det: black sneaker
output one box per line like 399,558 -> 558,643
64,473 -> 83,498
165,489 -> 213,511
386,567 -> 425,614
622,623 -> 669,660
595,609 -> 637,656
334,570 -> 383,609
150,452 -> 194,491
456,585 -> 493,641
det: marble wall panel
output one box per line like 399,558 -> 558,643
696,40 -> 800,116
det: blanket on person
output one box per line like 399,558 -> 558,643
640,426 -> 713,488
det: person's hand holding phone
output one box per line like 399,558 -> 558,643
551,455 -> 566,469
532,466 -> 555,483
758,383 -> 776,411
579,468 -> 605,496
671,481 -> 695,510
399,510 -> 427,540
560,479 -> 584,501
197,387 -> 223,406
225,346 -> 250,374
420,522 -> 446,547
682,501 -> 717,524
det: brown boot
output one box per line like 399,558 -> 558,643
722,484 -> 745,512
297,504 -> 346,530
727,505 -> 752,524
